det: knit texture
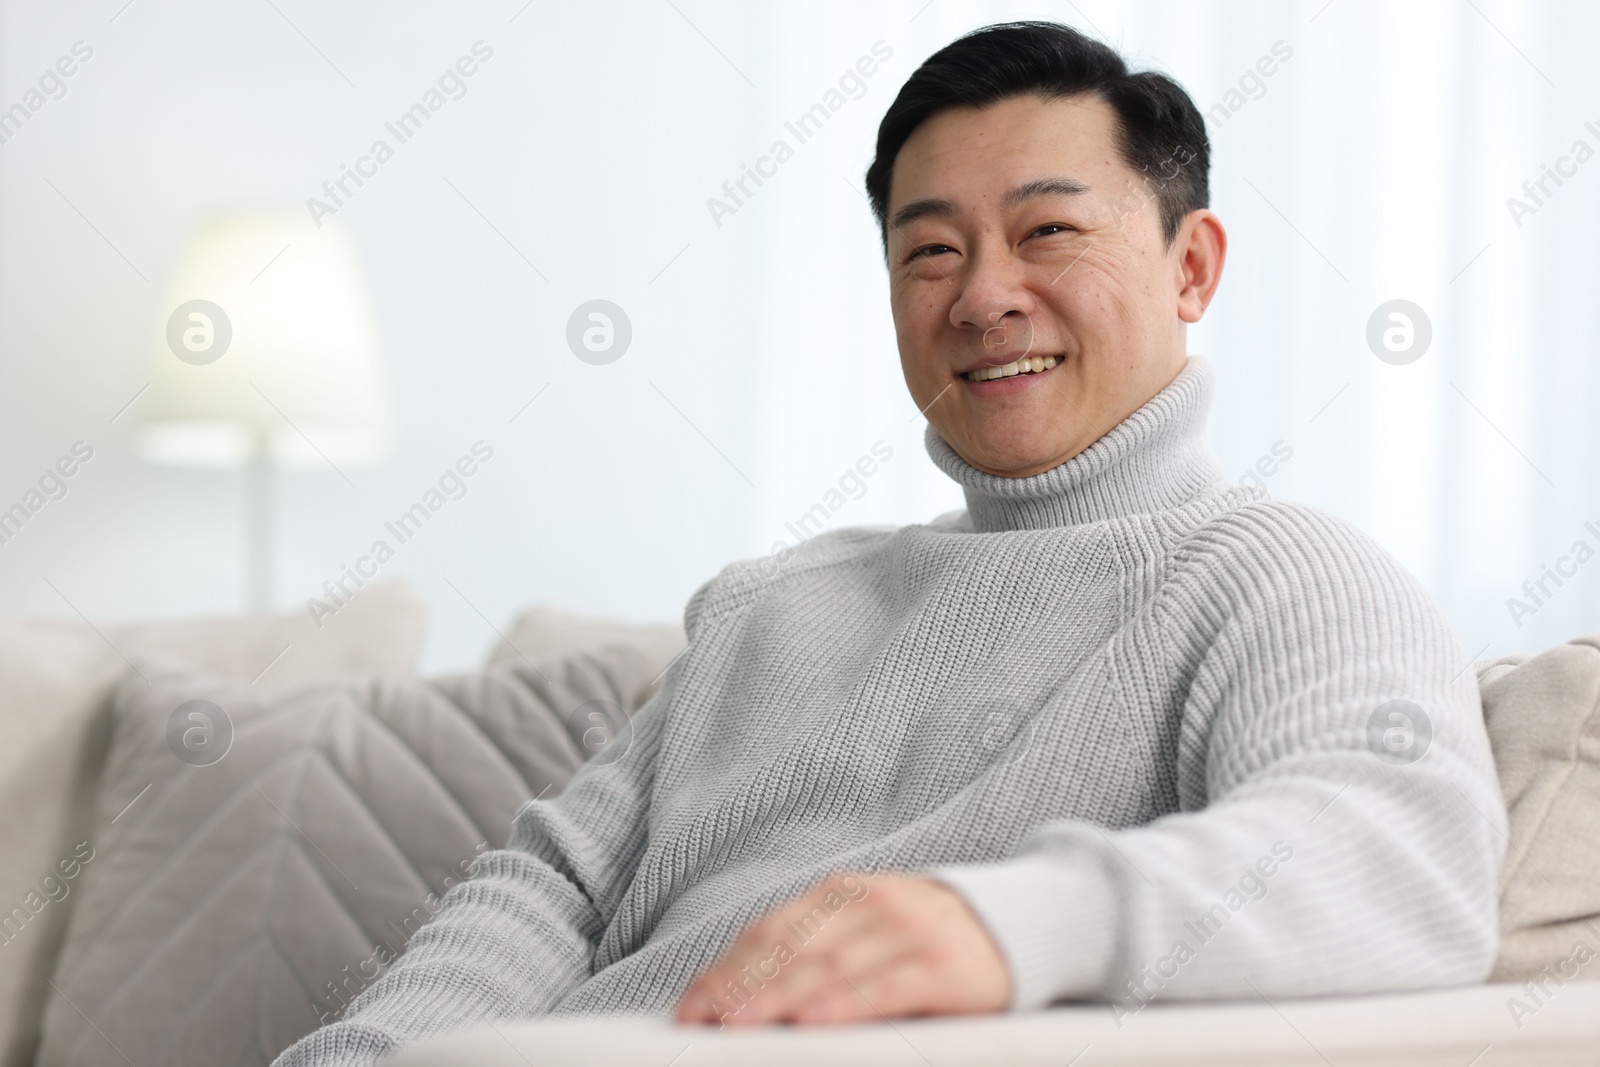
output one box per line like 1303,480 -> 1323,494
273,357 -> 1505,1066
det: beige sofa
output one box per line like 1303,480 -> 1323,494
4,584 -> 1597,1066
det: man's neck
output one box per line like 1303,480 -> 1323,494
924,356 -> 1229,532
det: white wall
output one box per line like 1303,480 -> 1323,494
2,0 -> 1597,673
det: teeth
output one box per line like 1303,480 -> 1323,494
965,354 -> 1059,381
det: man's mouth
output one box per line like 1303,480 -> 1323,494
962,354 -> 1061,382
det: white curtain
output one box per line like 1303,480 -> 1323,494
1,0 -> 1593,669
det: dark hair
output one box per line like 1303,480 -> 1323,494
865,21 -> 1209,249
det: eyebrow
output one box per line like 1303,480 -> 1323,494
1004,176 -> 1091,207
888,176 -> 1092,232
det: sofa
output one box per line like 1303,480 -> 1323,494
3,579 -> 1596,1066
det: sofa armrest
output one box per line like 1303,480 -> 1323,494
384,982 -> 1600,1067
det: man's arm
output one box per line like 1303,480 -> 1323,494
943,501 -> 1507,1010
272,674 -> 674,1067
680,502 -> 1506,1021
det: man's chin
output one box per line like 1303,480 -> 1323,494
945,434 -> 1077,479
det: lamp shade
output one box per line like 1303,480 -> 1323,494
139,207 -> 388,469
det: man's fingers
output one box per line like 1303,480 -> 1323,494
791,951 -> 926,1024
686,908 -> 882,1024
678,876 -> 878,1021
726,916 -> 907,1024
673,985 -> 719,1024
671,871 -> 1010,1030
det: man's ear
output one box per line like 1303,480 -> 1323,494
1173,210 -> 1227,324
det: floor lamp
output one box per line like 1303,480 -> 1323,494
138,209 -> 388,611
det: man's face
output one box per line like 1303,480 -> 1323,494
886,93 -> 1222,478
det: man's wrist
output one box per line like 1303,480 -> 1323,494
931,851 -> 1119,1010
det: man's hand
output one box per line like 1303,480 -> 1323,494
674,872 -> 1011,1027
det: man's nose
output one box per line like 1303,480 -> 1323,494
949,256 -> 1036,357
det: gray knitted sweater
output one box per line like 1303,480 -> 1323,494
275,357 -> 1505,1066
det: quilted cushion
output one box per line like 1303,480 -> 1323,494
484,603 -> 685,694
35,644 -> 658,1067
1476,636 -> 1600,980
0,578 -> 426,1067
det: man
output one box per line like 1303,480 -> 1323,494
277,21 -> 1504,1065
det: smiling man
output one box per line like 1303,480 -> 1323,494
276,22 -> 1504,1066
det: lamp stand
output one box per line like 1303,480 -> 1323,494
243,432 -> 275,612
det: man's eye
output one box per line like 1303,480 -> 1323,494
908,244 -> 955,261
1030,223 -> 1074,238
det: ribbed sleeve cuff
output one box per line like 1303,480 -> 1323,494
932,853 -> 1119,1011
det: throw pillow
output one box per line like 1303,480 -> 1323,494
1478,636 -> 1600,981
0,578 -> 426,1067
35,641 -> 655,1067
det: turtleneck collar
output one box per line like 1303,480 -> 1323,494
924,357 -> 1229,533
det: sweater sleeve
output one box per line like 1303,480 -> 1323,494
933,501 -> 1507,1014
270,669 -> 677,1067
